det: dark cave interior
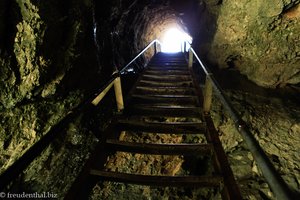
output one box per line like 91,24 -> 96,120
0,0 -> 299,199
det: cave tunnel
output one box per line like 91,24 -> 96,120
0,0 -> 300,199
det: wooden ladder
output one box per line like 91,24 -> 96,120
66,52 -> 242,200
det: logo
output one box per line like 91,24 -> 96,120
0,192 -> 6,198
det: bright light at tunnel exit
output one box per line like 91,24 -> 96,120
161,28 -> 192,53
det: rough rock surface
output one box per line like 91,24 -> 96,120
19,118 -> 98,197
210,88 -> 300,199
1,0 -> 45,109
0,0 -> 186,196
207,0 -> 300,88
0,0 -> 100,189
1,0 -> 299,198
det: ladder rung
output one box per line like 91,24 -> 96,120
106,139 -> 212,155
145,70 -> 190,75
150,60 -> 186,62
117,119 -> 206,134
132,94 -> 197,98
130,104 -> 199,109
139,80 -> 193,87
147,67 -> 188,71
89,170 -> 223,187
141,76 -> 191,82
131,102 -> 196,107
130,95 -> 199,105
142,74 -> 191,79
130,95 -> 198,106
126,105 -> 202,117
149,62 -> 187,65
134,88 -> 194,95
136,86 -> 193,90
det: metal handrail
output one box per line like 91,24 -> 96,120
120,39 -> 161,74
188,45 -> 297,199
92,39 -> 161,108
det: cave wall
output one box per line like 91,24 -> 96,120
1,0 -> 299,197
206,0 -> 300,88
0,0 -> 102,178
0,0 -> 194,195
211,89 -> 300,198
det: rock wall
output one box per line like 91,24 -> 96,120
0,0 -> 100,184
1,0 -> 299,197
211,89 -> 300,198
0,0 -> 191,196
205,0 -> 300,88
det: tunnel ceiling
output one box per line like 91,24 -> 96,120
95,0 -> 300,88
1,0 -> 299,110
93,0 -> 196,64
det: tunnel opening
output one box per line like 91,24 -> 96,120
161,27 -> 192,53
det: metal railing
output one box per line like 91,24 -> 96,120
121,39 -> 161,74
92,39 -> 161,110
187,43 -> 297,200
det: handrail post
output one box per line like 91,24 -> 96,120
92,80 -> 115,106
188,48 -> 193,68
157,42 -> 160,53
113,73 -> 124,112
154,41 -> 157,55
181,42 -> 183,52
203,74 -> 213,113
184,42 -> 186,53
